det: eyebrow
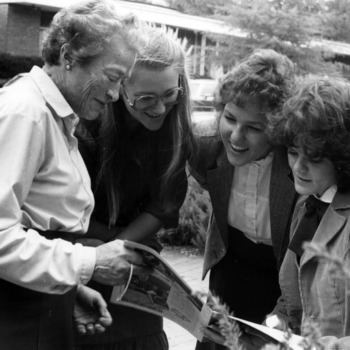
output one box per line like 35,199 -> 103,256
224,110 -> 265,126
133,86 -> 179,97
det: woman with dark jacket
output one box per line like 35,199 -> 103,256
193,49 -> 298,350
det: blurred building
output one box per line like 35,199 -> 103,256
1,0 -> 350,78
0,0 -> 239,78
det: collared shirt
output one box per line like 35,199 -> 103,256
317,185 -> 337,203
228,152 -> 273,245
0,66 -> 96,293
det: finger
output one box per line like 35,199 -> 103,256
203,328 -> 226,345
125,250 -> 145,266
76,324 -> 87,335
86,323 -> 95,335
98,312 -> 113,327
132,265 -> 153,276
94,323 -> 106,334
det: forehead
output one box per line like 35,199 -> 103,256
96,33 -> 137,73
127,66 -> 179,93
224,101 -> 266,124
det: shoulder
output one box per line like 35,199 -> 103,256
195,134 -> 224,170
0,74 -> 48,124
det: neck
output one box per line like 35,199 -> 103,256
43,64 -> 66,93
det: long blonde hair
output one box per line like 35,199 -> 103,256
99,26 -> 197,226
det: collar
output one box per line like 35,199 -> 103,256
29,66 -> 76,119
315,185 -> 337,204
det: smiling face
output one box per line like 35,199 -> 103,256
122,66 -> 180,131
63,33 -> 136,120
219,101 -> 271,167
287,147 -> 337,197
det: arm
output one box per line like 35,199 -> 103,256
0,95 -> 95,294
79,213 -> 162,244
0,85 -> 149,292
116,212 -> 163,241
188,134 -> 223,189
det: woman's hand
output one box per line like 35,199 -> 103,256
202,327 -> 226,345
74,285 -> 113,335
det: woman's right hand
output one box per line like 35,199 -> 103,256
92,239 -> 152,286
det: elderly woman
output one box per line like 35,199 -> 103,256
266,77 -> 350,350
0,1 -> 148,349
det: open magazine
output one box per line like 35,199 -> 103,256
110,241 -> 304,348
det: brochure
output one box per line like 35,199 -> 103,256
110,240 -> 212,341
211,315 -> 305,350
110,240 -> 304,349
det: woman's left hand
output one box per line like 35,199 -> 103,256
74,285 -> 113,335
202,327 -> 226,345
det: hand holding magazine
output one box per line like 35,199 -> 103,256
110,241 -> 304,349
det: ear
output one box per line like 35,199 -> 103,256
60,44 -> 73,67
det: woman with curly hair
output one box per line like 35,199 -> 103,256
193,49 -> 299,350
266,77 -> 350,349
75,26 -> 197,350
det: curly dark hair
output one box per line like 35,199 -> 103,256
269,76 -> 350,192
214,49 -> 296,118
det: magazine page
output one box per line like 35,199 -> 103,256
208,313 -> 305,350
110,240 -> 213,341
232,316 -> 304,350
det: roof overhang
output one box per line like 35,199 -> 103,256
0,0 -> 238,36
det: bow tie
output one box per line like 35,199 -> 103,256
304,195 -> 329,217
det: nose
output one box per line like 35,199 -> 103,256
294,155 -> 308,173
150,98 -> 167,114
230,124 -> 244,142
106,83 -> 121,102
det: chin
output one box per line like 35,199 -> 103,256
295,185 -> 312,196
144,122 -> 163,131
227,154 -> 249,167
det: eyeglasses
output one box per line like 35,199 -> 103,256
122,78 -> 184,111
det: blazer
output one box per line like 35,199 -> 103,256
191,134 -> 297,279
274,191 -> 350,347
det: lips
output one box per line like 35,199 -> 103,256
145,112 -> 162,119
295,174 -> 310,182
230,143 -> 248,153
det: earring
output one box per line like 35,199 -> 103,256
65,64 -> 71,70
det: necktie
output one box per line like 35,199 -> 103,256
288,196 -> 329,258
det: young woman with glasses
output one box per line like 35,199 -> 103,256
74,26 -> 197,350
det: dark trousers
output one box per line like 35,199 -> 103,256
0,230 -> 77,350
196,226 -> 281,350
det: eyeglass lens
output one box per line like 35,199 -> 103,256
134,87 -> 183,110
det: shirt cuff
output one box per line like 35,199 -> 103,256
79,246 -> 96,285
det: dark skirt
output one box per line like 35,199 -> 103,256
196,226 -> 281,350
0,229 -> 78,350
0,272 -> 77,350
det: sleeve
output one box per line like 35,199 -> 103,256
143,163 -> 188,228
188,134 -> 223,189
0,95 -> 96,294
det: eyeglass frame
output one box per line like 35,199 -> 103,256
121,75 -> 185,111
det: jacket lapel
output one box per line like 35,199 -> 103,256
301,191 -> 349,265
270,147 -> 297,265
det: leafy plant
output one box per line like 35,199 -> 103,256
158,175 -> 211,253
197,242 -> 350,350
